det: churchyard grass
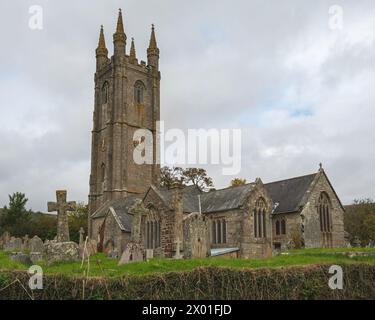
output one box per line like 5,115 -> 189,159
1,248 -> 375,278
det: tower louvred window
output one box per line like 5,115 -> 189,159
134,81 -> 145,104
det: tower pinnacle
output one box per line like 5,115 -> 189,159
129,37 -> 137,64
147,24 -> 160,69
96,25 -> 108,69
113,9 -> 126,56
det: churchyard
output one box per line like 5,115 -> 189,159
1,190 -> 375,279
1,190 -> 375,299
1,246 -> 375,277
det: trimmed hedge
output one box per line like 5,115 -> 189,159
1,264 -> 375,300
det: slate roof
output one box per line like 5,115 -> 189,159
91,194 -> 142,232
264,173 -> 317,214
156,185 -> 202,213
200,183 -> 256,213
91,172 -> 320,232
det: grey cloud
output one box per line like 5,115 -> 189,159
0,0 -> 374,211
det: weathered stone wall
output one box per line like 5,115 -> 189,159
302,172 -> 345,248
205,209 -> 242,249
102,211 -> 125,252
92,214 -> 130,254
272,212 -> 301,250
183,213 -> 210,259
239,182 -> 273,258
89,28 -> 161,235
91,217 -> 105,243
142,187 -> 175,258
204,181 -> 273,259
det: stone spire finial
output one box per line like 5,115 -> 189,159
147,24 -> 160,69
319,162 -> 324,172
113,9 -> 126,56
96,25 -> 108,59
148,24 -> 158,49
129,37 -> 137,64
116,9 -> 125,34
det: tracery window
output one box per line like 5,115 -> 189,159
254,198 -> 267,238
146,219 -> 160,249
275,220 -> 281,235
281,219 -> 286,235
212,219 -> 227,244
318,192 -> 332,233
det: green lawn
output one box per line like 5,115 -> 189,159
1,248 -> 375,278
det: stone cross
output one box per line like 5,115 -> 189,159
79,227 -> 85,247
173,237 -> 183,259
128,199 -> 149,243
47,190 -> 76,242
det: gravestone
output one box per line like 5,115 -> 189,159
183,212 -> 210,259
353,236 -> 361,248
10,252 -> 32,265
173,238 -> 183,259
5,237 -> 23,251
44,241 -> 79,264
79,227 -> 85,247
30,235 -> 44,253
118,243 -> 144,265
0,232 -> 11,249
108,248 -> 119,259
30,252 -> 43,262
22,235 -> 30,251
80,237 -> 98,259
47,190 -> 76,242
118,199 -> 147,265
145,249 -> 154,260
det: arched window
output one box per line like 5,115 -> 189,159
254,198 -> 267,238
212,220 -> 216,244
281,219 -> 286,235
212,218 -> 226,244
102,82 -> 109,104
146,219 -> 160,249
276,220 -> 280,235
318,192 -> 331,233
217,220 -> 222,244
222,219 -> 227,244
134,80 -> 145,104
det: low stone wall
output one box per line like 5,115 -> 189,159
1,264 -> 375,300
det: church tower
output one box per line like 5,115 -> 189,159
88,10 -> 161,236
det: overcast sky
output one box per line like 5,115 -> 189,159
0,0 -> 374,211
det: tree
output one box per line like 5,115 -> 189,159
230,178 -> 247,187
344,198 -> 375,246
182,168 -> 213,191
160,166 -> 184,189
160,166 -> 214,191
68,203 -> 88,243
0,192 -> 31,236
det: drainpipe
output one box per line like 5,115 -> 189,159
270,202 -> 279,256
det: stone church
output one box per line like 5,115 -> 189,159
88,11 -> 345,259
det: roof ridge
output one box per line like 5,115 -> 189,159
206,182 -> 255,194
265,172 -> 317,185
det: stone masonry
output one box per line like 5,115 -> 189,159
88,10 -> 161,237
